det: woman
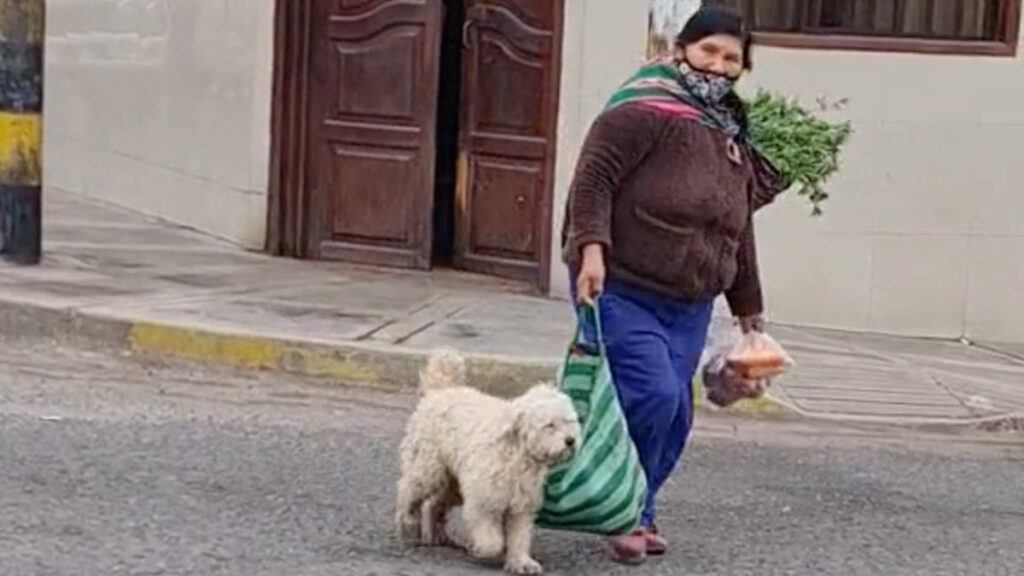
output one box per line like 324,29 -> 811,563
561,7 -> 787,564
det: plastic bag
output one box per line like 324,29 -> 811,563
698,320 -> 795,408
726,331 -> 795,380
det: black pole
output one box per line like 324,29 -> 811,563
0,0 -> 43,265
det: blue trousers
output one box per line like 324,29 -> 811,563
573,278 -> 712,526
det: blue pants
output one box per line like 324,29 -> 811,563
573,278 -> 712,526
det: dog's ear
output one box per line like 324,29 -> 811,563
500,406 -> 527,443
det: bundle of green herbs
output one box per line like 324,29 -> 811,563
746,90 -> 853,215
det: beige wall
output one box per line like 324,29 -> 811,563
551,0 -> 650,297
748,29 -> 1024,344
549,8 -> 1024,344
43,0 -> 275,248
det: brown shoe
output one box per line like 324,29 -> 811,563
642,525 -> 668,555
607,530 -> 647,565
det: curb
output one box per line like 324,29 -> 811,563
0,298 -> 553,398
125,320 -> 557,398
0,298 -> 794,416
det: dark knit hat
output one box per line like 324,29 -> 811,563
676,6 -> 752,69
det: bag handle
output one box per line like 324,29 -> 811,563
573,299 -> 606,354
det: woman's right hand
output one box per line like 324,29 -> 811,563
576,244 -> 606,305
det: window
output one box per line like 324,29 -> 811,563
708,0 -> 1022,56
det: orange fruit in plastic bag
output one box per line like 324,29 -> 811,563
726,336 -> 787,380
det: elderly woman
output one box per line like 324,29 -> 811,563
561,6 -> 787,565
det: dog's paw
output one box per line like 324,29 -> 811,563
504,556 -> 543,575
422,523 -> 452,547
395,515 -> 421,543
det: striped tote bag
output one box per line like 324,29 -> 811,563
536,304 -> 647,535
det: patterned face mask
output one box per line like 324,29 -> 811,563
678,61 -> 736,106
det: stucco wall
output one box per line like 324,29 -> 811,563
42,0 -> 275,248
748,28 -> 1024,344
550,6 -> 1024,344
551,0 -> 650,297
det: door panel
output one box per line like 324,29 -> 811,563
329,145 -> 414,242
305,0 -> 442,268
456,0 -> 561,288
468,157 -> 541,257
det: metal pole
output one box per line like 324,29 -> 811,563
0,0 -> 43,265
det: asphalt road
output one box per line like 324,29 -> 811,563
0,341 -> 1022,576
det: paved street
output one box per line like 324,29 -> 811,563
1,340 -> 1022,576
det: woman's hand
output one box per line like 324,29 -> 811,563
737,314 -> 764,334
576,244 -> 606,305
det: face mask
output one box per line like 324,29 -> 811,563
678,61 -> 735,106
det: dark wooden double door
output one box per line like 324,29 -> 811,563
302,0 -> 562,290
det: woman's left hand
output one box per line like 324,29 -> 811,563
737,314 -> 764,334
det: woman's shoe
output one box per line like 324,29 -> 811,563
642,525 -> 668,555
607,530 -> 647,565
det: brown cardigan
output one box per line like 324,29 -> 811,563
561,103 -> 786,317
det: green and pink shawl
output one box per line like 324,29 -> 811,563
605,60 -> 788,208
605,60 -> 743,138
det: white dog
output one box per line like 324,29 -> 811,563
395,350 -> 581,574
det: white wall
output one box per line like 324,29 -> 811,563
550,4 -> 1024,344
551,0 -> 651,297
748,27 -> 1024,344
43,0 -> 275,248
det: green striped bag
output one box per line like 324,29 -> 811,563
536,304 -> 647,535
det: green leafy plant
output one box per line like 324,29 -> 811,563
746,90 -> 853,216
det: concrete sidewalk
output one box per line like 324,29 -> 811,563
1,189 -> 1023,427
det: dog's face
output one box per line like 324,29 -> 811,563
512,384 -> 582,464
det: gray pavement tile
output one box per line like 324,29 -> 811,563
0,277 -> 166,306
146,263 -> 335,292
366,293 -> 483,345
401,312 -> 572,359
52,246 -> 267,271
0,264 -> 109,286
253,280 -> 445,316
781,388 -> 963,406
43,223 -> 203,247
122,298 -> 389,342
43,193 -> 153,225
794,399 -> 972,419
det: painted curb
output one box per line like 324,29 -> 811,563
125,320 -> 557,398
0,297 -> 793,415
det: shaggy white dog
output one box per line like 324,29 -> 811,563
395,350 -> 581,574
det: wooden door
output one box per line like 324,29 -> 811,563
304,0 -> 442,268
455,0 -> 562,290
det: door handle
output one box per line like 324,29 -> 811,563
462,19 -> 474,49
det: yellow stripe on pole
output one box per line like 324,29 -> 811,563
0,110 -> 41,186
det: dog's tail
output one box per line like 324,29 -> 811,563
419,349 -> 467,394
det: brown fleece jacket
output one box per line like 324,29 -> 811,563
561,103 -> 786,316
